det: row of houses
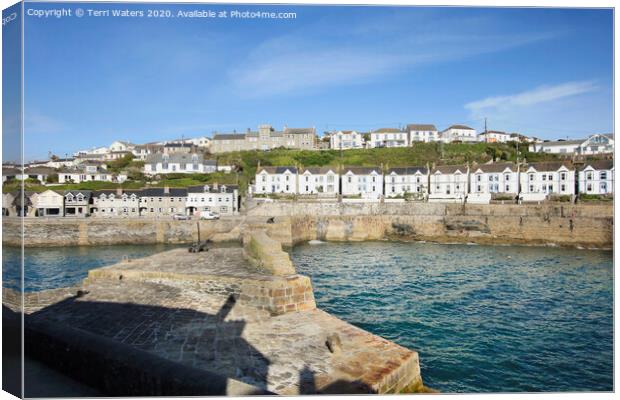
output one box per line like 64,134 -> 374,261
528,133 -> 614,155
2,184 -> 239,218
2,161 -> 129,185
252,160 -> 614,203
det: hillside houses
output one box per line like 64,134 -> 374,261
143,153 -> 217,175
329,131 -> 365,150
210,125 -> 316,153
528,133 -> 614,155
407,124 -> 439,144
187,184 -> 239,216
370,128 -> 408,148
440,125 -> 478,143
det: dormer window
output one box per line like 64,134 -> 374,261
76,194 -> 84,202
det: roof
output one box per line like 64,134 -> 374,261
524,161 -> 574,172
300,167 -> 338,174
342,166 -> 381,174
372,128 -> 402,133
446,125 -> 474,131
213,134 -> 246,140
539,139 -> 584,147
284,127 -> 316,135
581,160 -> 614,171
24,167 -> 56,174
93,189 -> 140,197
471,163 -> 516,173
187,184 -> 239,194
140,187 -> 188,197
479,130 -> 509,136
406,124 -> 437,131
432,165 -> 468,174
2,167 -> 21,176
257,166 -> 298,174
387,166 -> 428,175
64,190 -> 92,198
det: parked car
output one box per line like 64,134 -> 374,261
172,213 -> 191,220
199,210 -> 220,220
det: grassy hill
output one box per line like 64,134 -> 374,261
5,143 -> 561,195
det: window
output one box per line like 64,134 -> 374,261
477,175 -> 482,182
542,175 -> 546,181
587,183 -> 592,192
529,185 -> 534,192
505,185 -> 510,192
348,176 -> 352,183
560,173 -> 566,181
600,171 -> 607,180
529,174 -> 534,181
586,172 -> 593,180
561,184 -> 566,192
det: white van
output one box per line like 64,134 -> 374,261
199,210 -> 220,220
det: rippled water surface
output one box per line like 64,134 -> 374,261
291,241 -> 613,393
2,244 -> 182,292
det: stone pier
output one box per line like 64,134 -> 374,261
10,240 -> 425,395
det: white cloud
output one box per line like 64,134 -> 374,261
465,81 -> 599,117
229,14 -> 559,98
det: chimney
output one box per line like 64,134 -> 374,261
116,188 -> 123,196
213,182 -> 219,191
164,186 -> 170,194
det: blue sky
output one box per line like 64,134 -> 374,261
18,3 -> 614,161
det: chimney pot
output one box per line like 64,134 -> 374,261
164,186 -> 170,194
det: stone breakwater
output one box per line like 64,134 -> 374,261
5,242 -> 425,395
4,202 -> 612,249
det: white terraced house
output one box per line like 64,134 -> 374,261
254,166 -> 298,194
341,167 -> 383,199
478,130 -> 511,143
298,167 -> 340,195
469,163 -> 519,204
329,131 -> 364,150
92,189 -> 141,217
186,184 -> 239,216
579,160 -> 614,195
406,124 -> 439,143
429,165 -> 469,203
370,128 -> 407,148
440,125 -> 478,143
384,167 -> 429,198
143,153 -> 217,175
519,162 -> 575,202
63,190 -> 92,218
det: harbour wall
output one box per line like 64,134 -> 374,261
2,202 -> 613,249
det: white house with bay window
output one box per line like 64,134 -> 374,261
144,153 -> 217,175
519,162 -> 575,202
429,165 -> 469,203
469,163 -> 519,203
384,167 -> 429,198
298,167 -> 339,195
329,131 -> 364,150
254,166 -> 298,194
341,167 -> 383,199
406,124 -> 439,143
578,160 -> 613,195
370,128 -> 407,148
439,125 -> 478,143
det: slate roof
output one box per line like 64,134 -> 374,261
342,166 -> 381,175
213,134 -> 246,140
539,139 -> 584,147
24,167 -> 56,174
284,127 -> 315,135
373,128 -> 402,133
140,188 -> 188,197
406,124 -> 437,131
64,190 -> 92,200
445,125 -> 474,131
581,160 -> 614,171
471,163 -> 517,173
432,165 -> 468,174
187,184 -> 239,194
300,167 -> 338,174
2,167 -> 21,176
387,166 -> 428,175
257,166 -> 298,174
524,161 -> 574,172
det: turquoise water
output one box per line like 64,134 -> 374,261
2,244 -> 183,292
291,241 -> 613,393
